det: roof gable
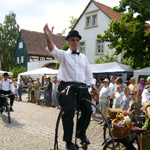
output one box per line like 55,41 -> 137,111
73,0 -> 121,29
21,29 -> 66,56
93,1 -> 121,20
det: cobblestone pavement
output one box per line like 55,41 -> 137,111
0,93 -> 106,150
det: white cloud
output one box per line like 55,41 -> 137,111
0,0 -> 120,34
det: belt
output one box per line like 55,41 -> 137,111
61,81 -> 86,87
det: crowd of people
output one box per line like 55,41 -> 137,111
20,76 -> 60,108
90,76 -> 147,125
0,73 -> 61,112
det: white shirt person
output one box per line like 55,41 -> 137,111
43,24 -> 94,150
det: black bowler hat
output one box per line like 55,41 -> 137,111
65,30 -> 82,41
3,72 -> 9,76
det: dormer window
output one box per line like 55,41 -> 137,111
86,16 -> 91,27
19,42 -> 23,49
92,15 -> 97,26
85,14 -> 98,28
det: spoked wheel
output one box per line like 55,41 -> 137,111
103,118 -> 112,143
103,139 -> 128,150
54,109 -> 64,150
4,100 -> 11,123
54,98 -> 115,149
76,98 -> 115,150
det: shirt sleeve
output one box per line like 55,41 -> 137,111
46,45 -> 65,63
142,89 -> 149,104
85,57 -> 94,85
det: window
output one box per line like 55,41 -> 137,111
40,57 -> 45,61
17,57 -> 19,63
21,56 -> 24,63
79,42 -> 85,53
97,40 -> 103,54
19,42 -> 23,49
92,15 -> 97,26
86,16 -> 91,27
85,14 -> 97,28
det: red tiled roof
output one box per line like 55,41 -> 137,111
21,29 -> 66,56
93,1 -> 121,20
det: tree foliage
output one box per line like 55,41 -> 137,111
0,11 -> 20,71
94,53 -> 118,64
97,0 -> 150,69
11,66 -> 26,78
62,16 -> 78,35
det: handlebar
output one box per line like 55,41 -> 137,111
0,93 -> 12,98
60,83 -> 92,95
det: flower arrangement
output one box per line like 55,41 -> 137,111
116,112 -> 131,128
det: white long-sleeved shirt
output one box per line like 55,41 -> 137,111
1,79 -> 14,93
47,45 -> 94,85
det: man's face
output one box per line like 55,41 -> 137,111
4,76 -> 8,80
68,36 -> 80,51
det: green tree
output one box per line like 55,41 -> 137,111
62,16 -> 78,35
97,0 -> 150,69
0,11 -> 20,71
11,66 -> 26,78
94,53 -> 118,64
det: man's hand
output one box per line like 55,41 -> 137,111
43,24 -> 54,40
43,24 -> 54,51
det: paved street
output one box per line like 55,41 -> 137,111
0,93 -> 105,150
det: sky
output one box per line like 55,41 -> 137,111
0,0 -> 120,35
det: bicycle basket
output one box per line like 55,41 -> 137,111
111,112 -> 134,139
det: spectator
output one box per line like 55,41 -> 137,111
18,78 -> 24,101
55,79 -> 60,109
98,78 -> 104,91
113,85 -> 124,109
127,91 -> 138,121
34,77 -> 41,105
128,77 -> 139,100
12,78 -> 18,101
46,76 -> 52,107
27,79 -> 32,102
142,76 -> 150,109
114,77 -> 127,93
31,79 -> 35,103
138,78 -> 145,108
128,77 -> 140,112
109,76 -> 116,108
43,76 -> 49,102
89,78 -> 99,121
124,80 -> 130,86
121,87 -> 131,110
14,85 -> 18,101
99,78 -> 111,124
51,76 -> 58,107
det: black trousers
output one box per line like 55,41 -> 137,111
58,81 -> 92,141
0,90 -> 14,107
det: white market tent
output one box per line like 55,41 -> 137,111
90,62 -> 134,82
90,62 -> 134,74
19,67 -> 58,76
0,70 -> 13,76
134,67 -> 150,83
18,67 -> 58,85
